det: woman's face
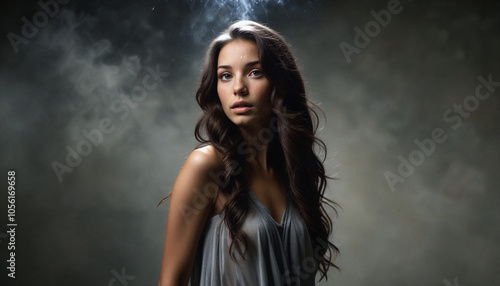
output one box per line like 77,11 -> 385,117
217,39 -> 273,134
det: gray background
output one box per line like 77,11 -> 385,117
1,0 -> 499,285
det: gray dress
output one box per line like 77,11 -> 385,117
190,189 -> 318,286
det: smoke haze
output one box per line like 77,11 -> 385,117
0,0 -> 499,285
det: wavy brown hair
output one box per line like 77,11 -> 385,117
161,20 -> 340,281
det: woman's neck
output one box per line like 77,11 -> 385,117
239,128 -> 271,172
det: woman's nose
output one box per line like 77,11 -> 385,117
233,76 -> 248,96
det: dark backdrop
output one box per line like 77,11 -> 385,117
1,0 -> 499,285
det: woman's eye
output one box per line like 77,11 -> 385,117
250,70 -> 262,77
220,73 -> 232,81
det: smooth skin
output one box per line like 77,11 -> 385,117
158,39 -> 287,286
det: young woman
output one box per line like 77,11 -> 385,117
158,20 -> 339,286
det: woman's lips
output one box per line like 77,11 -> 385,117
231,106 -> 253,114
231,101 -> 253,114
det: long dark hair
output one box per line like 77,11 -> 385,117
162,20 -> 340,280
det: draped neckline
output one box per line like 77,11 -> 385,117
248,188 -> 289,226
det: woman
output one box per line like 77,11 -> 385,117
158,20 -> 339,286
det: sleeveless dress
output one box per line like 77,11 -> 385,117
189,189 -> 318,286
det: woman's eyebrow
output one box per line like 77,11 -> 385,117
217,61 -> 261,70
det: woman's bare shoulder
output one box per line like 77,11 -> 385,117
184,145 -> 223,173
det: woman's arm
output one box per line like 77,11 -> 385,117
158,146 -> 221,286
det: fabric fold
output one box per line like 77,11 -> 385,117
190,189 -> 318,286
